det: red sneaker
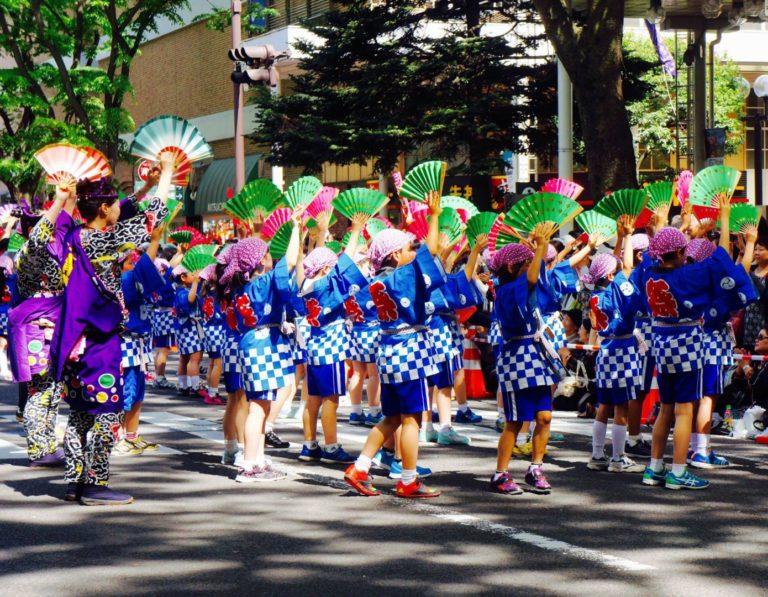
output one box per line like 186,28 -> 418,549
344,464 -> 380,496
199,389 -> 223,405
395,479 -> 441,499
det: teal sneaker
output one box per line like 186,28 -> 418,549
495,416 -> 505,433
372,449 -> 396,471
437,427 -> 470,446
388,459 -> 432,479
641,465 -> 667,486
665,468 -> 709,490
548,431 -> 565,442
425,428 -> 439,443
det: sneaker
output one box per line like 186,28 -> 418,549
388,460 -> 432,479
490,472 -> 523,495
29,448 -> 65,468
548,431 -> 565,442
587,455 -> 609,471
348,412 -> 366,426
372,449 -> 396,471
642,465 -> 667,486
608,455 -> 645,473
178,387 -> 190,397
221,449 -> 239,465
364,411 -> 384,427
64,482 -> 83,502
132,436 -> 159,451
437,427 -> 470,446
298,445 -> 322,462
200,389 -> 223,405
112,439 -> 144,456
418,429 -> 428,444
265,431 -> 290,449
344,464 -> 380,496
235,465 -> 285,483
395,479 -> 441,499
625,439 -> 652,459
665,468 -> 709,490
708,450 -> 729,468
455,408 -> 483,424
524,466 -> 551,494
234,451 -> 245,469
264,456 -> 288,476
320,445 -> 356,464
15,409 -> 24,424
511,442 -> 534,458
154,377 -> 175,390
79,484 -> 134,506
495,416 -> 505,433
425,428 -> 439,443
688,451 -> 713,469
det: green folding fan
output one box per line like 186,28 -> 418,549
341,231 -> 366,251
724,203 -> 760,234
363,218 -> 391,241
593,189 -> 648,222
503,192 -> 582,238
7,232 -> 25,253
306,214 -> 338,229
574,210 -> 617,244
688,165 -> 741,207
441,195 -> 479,221
398,161 -> 448,202
645,181 -> 674,212
465,212 -> 498,248
268,222 -> 293,260
169,229 -> 194,244
439,207 -> 465,246
283,176 -> 322,211
181,244 -> 218,273
224,179 -> 283,222
164,198 -> 182,223
332,188 -> 390,219
326,240 -> 343,254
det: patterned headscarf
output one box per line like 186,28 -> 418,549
648,227 -> 688,259
585,253 -> 618,285
546,243 -> 558,263
216,241 -> 237,265
0,254 -> 14,274
304,247 -> 338,279
218,237 -> 268,287
685,238 -> 716,263
368,229 -> 415,271
631,233 -> 650,252
154,257 -> 170,272
172,264 -> 188,277
199,263 -> 218,281
491,243 -> 534,272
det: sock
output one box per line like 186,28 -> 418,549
695,433 -> 708,456
125,431 -> 138,441
188,375 -> 200,390
324,443 -> 339,452
265,422 -> 274,434
401,468 -> 417,485
303,440 -> 318,450
689,432 -> 699,453
492,471 -> 506,482
369,406 -> 381,416
650,458 -> 664,473
178,375 -> 188,389
351,404 -> 363,415
497,406 -> 504,418
237,443 -> 244,452
458,403 -> 469,413
226,439 -> 238,453
426,420 -> 435,432
516,435 -> 527,447
627,434 -> 641,446
440,424 -> 452,434
671,463 -> 686,477
528,462 -> 543,471
355,454 -> 372,473
592,420 -> 607,459
611,424 -> 627,460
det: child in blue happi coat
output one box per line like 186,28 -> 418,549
173,265 -> 206,400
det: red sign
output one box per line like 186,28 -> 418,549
137,160 -> 153,182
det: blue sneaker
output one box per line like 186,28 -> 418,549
548,431 -> 565,442
364,411 -> 384,427
348,412 -> 366,426
320,445 -> 356,464
688,451 -> 713,469
298,445 -> 322,462
708,450 -> 729,468
641,465 -> 667,486
665,468 -> 709,490
372,449 -> 396,470
388,459 -> 432,479
455,408 -> 483,424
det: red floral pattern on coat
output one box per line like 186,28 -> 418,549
646,279 -> 679,318
235,294 -> 258,328
202,296 -> 215,321
344,296 -> 365,324
305,298 -> 322,327
589,296 -> 609,332
223,300 -> 238,331
370,280 -> 398,323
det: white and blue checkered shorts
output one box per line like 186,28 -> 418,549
497,339 -> 557,393
430,320 -> 457,363
704,327 -> 734,366
544,313 -> 566,351
151,309 -> 175,338
204,324 -> 227,356
378,331 -> 438,385
0,312 -> 8,337
652,324 -> 703,374
240,329 -> 295,393
596,339 -> 641,389
176,322 -> 204,355
221,334 -> 242,374
121,334 -> 150,369
348,324 -> 380,363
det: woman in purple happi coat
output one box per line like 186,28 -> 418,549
50,156 -> 175,506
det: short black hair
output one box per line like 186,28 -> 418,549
76,177 -> 118,222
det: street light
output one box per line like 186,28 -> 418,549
744,75 -> 768,205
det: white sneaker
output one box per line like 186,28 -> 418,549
587,456 -> 609,471
233,451 -> 245,469
608,455 -> 645,473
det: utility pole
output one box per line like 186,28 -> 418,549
232,0 -> 245,195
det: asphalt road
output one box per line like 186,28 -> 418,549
1,372 -> 768,596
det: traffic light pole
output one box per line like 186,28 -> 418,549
232,0 -> 245,195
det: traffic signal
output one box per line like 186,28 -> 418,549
228,44 -> 290,88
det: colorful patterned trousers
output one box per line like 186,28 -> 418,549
23,372 -> 62,461
63,411 -> 122,486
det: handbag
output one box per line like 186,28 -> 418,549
554,359 -> 589,398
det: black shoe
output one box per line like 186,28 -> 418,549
65,482 -> 84,502
625,439 -> 652,459
265,431 -> 290,449
178,388 -> 190,397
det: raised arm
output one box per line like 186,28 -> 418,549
719,202 -> 731,252
619,215 -> 635,276
464,235 -> 488,280
188,273 -> 200,304
287,209 -> 305,288
344,213 -> 369,258
527,230 -> 549,287
155,152 -> 175,205
741,227 -> 758,272
425,190 -> 442,256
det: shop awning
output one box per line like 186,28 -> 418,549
192,154 -> 262,216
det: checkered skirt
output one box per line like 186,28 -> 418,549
306,319 -> 348,366
543,312 -> 566,351
0,312 -> 8,336
651,323 -> 703,374
430,319 -> 457,363
596,336 -> 641,389
151,308 -> 175,338
204,324 -> 227,355
496,338 -> 557,393
704,326 -> 734,366
377,330 -> 438,385
239,327 -> 295,393
176,321 -> 205,355
221,333 -> 242,374
348,323 -> 380,363
121,333 -> 150,369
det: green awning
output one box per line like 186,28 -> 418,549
193,154 -> 262,216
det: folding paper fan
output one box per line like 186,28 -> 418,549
392,169 -> 404,190
164,198 -> 182,223
398,161 -> 447,202
574,211 -> 617,244
341,231 -> 366,251
7,232 -> 25,253
306,186 -> 339,220
0,204 -> 14,223
440,196 -> 479,222
724,203 -> 760,234
169,226 -> 198,244
645,181 -> 674,212
333,187 -> 389,219
34,143 -> 112,186
504,192 -> 582,238
541,178 -> 584,201
181,244 -> 218,273
466,212 -> 498,248
363,217 -> 392,241
268,222 -> 293,260
488,215 -> 520,252
410,200 -> 428,215
688,165 -> 741,207
676,170 -> 693,206
224,179 -> 283,222
406,209 -> 430,241
188,235 -> 210,249
326,240 -> 343,254
283,176 -> 323,211
593,189 -> 647,222
692,205 -> 718,223
261,207 -> 292,240
439,207 -> 465,246
305,214 -> 338,229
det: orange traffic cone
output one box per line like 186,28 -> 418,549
463,329 -> 489,400
641,368 -> 660,425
